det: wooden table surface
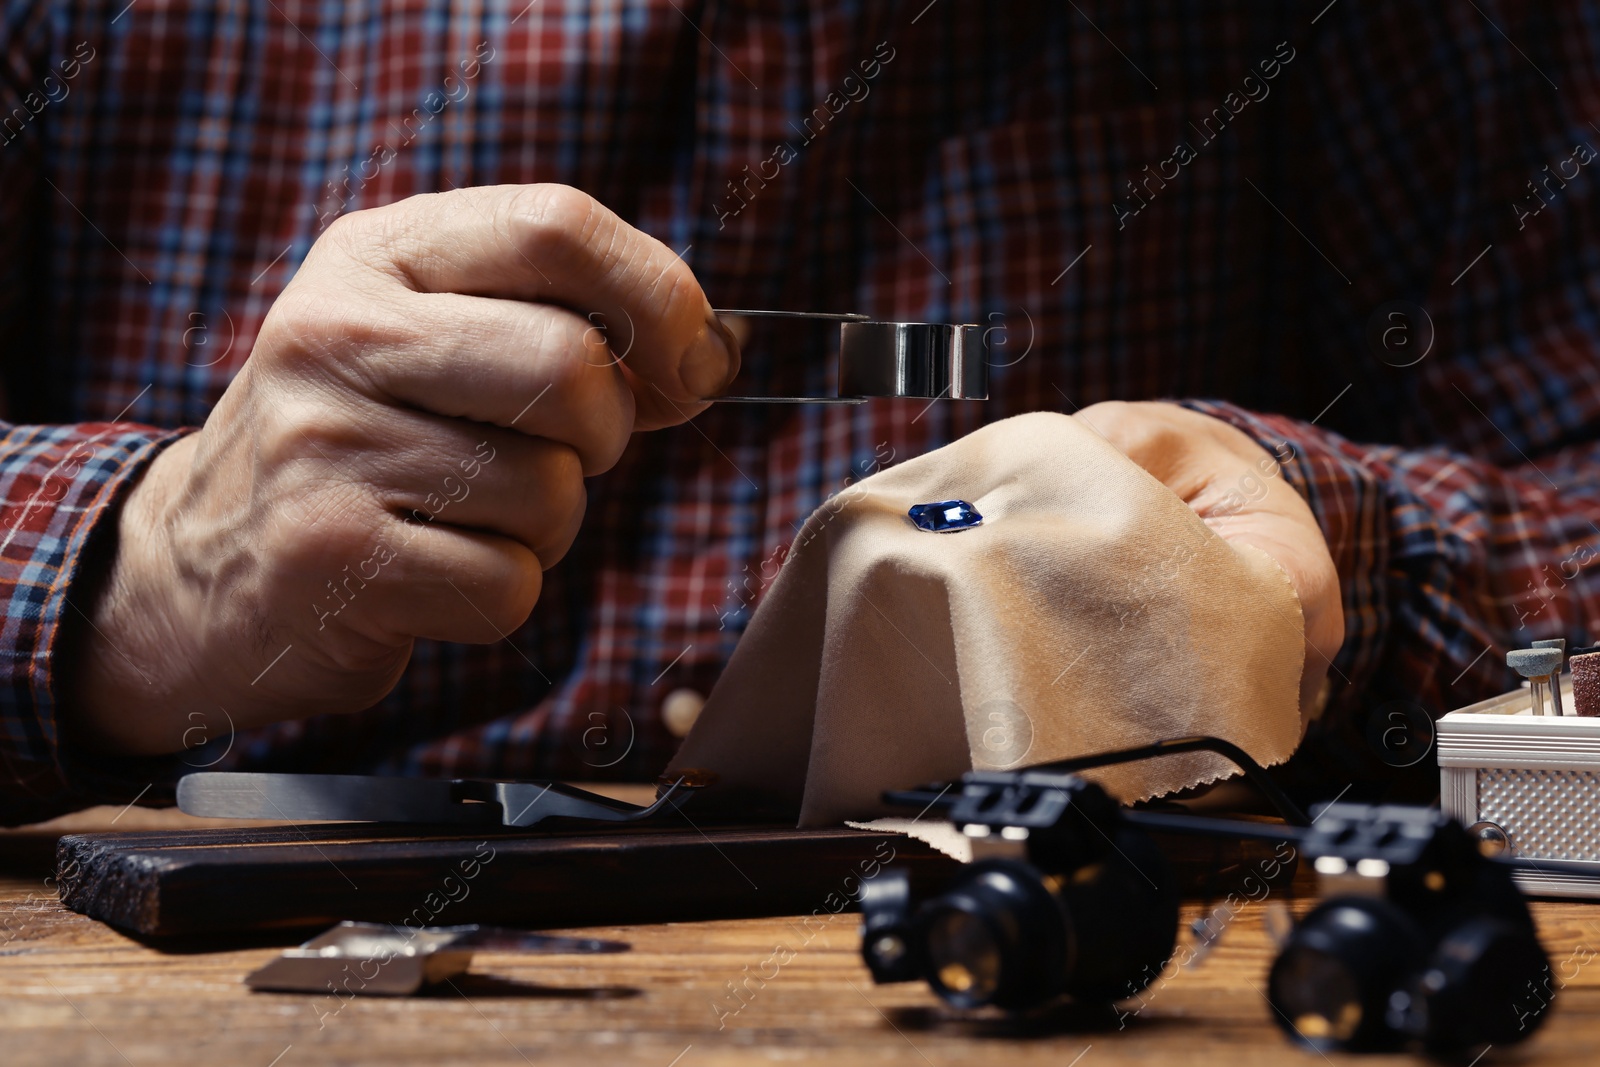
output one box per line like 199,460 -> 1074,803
5,803 -> 1600,1066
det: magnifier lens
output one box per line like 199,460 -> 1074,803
1270,945 -> 1366,1045
1267,899 -> 1421,1051
918,862 -> 1065,1012
925,907 -> 1004,1005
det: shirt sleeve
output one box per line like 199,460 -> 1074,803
0,421 -> 191,824
1181,399 -> 1600,802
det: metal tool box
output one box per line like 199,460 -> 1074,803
1438,677 -> 1600,898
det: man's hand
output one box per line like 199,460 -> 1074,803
70,185 -> 740,755
1075,401 -> 1344,718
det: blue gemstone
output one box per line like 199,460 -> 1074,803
908,499 -> 984,533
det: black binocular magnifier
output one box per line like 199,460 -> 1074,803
862,736 -> 1561,1056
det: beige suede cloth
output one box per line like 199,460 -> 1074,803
667,411 -> 1306,826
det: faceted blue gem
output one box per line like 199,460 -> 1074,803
907,499 -> 984,533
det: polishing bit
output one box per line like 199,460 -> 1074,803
1507,647 -> 1565,717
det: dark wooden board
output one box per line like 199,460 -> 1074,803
54,813 -> 1297,943
55,821 -> 957,940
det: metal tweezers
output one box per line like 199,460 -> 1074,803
175,772 -> 696,829
710,309 -> 989,404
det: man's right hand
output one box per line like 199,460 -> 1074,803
70,185 -> 739,756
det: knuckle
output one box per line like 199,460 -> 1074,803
268,487 -> 379,578
1086,400 -> 1180,457
327,196 -> 412,247
255,396 -> 333,468
313,202 -> 408,273
1077,399 -> 1133,430
335,300 -> 419,359
506,183 -> 605,262
524,444 -> 586,557
587,398 -> 632,473
315,193 -> 462,295
542,307 -> 608,368
321,206 -> 366,244
263,290 -> 343,363
254,413 -> 374,521
528,318 -> 631,470
541,490 -> 588,569
319,635 -> 411,685
265,286 -> 418,387
481,557 -> 542,633
541,444 -> 587,513
648,251 -> 699,320
314,208 -> 366,257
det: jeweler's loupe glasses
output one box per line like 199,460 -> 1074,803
864,735 -> 1567,1057
710,309 -> 989,404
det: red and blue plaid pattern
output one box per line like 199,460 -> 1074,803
1,0 -> 1598,821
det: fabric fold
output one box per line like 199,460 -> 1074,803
669,411 -> 1306,826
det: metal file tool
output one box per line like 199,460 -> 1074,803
710,309 -> 989,403
245,921 -> 630,994
176,772 -> 697,828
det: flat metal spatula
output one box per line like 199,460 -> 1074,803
176,771 -> 694,828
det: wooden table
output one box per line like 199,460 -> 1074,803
5,804 -> 1600,1066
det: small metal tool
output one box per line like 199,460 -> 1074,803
1532,638 -> 1568,716
176,772 -> 696,828
1507,647 -> 1565,717
710,309 -> 989,403
245,921 -> 628,994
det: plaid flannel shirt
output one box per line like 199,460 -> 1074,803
1,0 -> 1597,822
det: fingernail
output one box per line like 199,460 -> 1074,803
679,307 -> 741,398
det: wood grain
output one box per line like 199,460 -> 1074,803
7,810 -> 1600,1065
55,821 -> 957,938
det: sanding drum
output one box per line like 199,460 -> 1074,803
1572,650 -> 1600,717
